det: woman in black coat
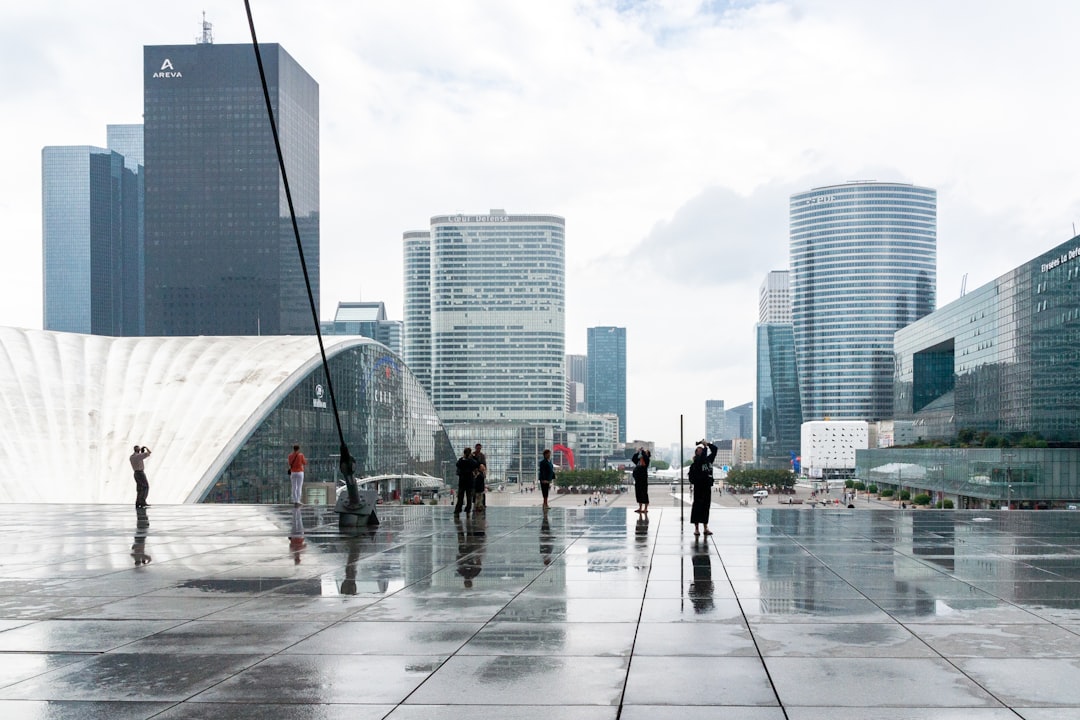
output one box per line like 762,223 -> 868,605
688,440 -> 718,535
631,448 -> 651,514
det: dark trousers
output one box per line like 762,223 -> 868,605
540,482 -> 551,502
134,470 -> 149,507
454,481 -> 474,514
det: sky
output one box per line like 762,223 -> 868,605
5,0 -> 1080,449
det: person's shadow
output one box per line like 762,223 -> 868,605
131,507 -> 151,566
456,515 -> 486,588
688,538 -> 714,613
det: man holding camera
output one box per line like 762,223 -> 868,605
129,445 -> 152,508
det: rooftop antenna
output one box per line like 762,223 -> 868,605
960,273 -> 968,298
196,11 -> 213,44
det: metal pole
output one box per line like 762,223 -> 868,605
680,414 -> 685,525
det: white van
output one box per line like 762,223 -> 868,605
753,489 -> 769,502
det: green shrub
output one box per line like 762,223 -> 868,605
899,490 -> 911,501
935,499 -> 955,509
844,480 -> 854,488
867,484 -> 878,494
853,481 -> 866,491
912,493 -> 932,506
880,489 -> 894,498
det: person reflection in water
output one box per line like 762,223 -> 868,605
288,506 -> 306,564
456,514 -> 486,587
131,506 -> 151,566
540,512 -> 554,566
688,539 -> 714,613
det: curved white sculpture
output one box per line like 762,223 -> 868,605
0,327 -> 365,504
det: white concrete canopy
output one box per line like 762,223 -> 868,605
0,327 -> 366,503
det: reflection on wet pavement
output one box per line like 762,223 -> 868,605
0,504 -> 1077,717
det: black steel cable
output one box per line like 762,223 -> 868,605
242,1 -> 355,484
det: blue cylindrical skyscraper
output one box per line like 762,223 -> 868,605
790,181 -> 936,422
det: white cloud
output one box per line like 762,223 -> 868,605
4,0 -> 1080,446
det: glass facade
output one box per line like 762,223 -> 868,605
424,212 -> 566,427
586,326 -> 627,442
143,43 -> 319,336
755,323 -> 803,468
204,342 -> 456,503
705,399 -> 725,440
446,423 -> 551,485
856,447 -> 1080,509
895,234 -> 1080,442
42,146 -> 143,336
790,182 -> 936,422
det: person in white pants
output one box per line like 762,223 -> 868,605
287,444 -> 307,506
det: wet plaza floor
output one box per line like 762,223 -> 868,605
0,503 -> 1079,719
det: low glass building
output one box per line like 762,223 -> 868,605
0,328 -> 455,504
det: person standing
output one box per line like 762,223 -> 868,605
454,447 -> 479,516
689,440 -> 718,536
538,449 -> 556,509
632,448 -> 651,514
129,445 -> 152,508
473,443 -> 488,512
288,444 -> 307,507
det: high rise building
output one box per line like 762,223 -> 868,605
403,230 -> 432,393
406,210 -> 566,427
705,399 -> 726,440
42,145 -> 143,336
565,353 -> 587,412
143,41 -> 319,336
586,326 -> 627,442
790,181 -> 936,422
106,124 -> 144,169
759,270 -> 791,323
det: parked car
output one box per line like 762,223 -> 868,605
753,489 -> 769,504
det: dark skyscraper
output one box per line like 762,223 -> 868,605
586,326 -> 627,442
143,41 -> 319,336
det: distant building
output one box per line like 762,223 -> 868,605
587,327 -> 627,442
566,412 -> 620,470
801,420 -> 868,480
42,145 -> 143,336
759,270 -> 791,323
565,353 -> 587,412
143,41 -> 319,335
403,230 -> 432,394
705,400 -> 725,440
726,402 -> 753,440
321,301 -> 402,356
791,182 -> 936,422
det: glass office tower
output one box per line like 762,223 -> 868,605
790,181 -> 936,421
143,43 -> 319,336
403,230 -> 433,394
587,326 -> 627,442
423,211 -> 566,427
42,146 -> 143,336
756,323 -> 804,468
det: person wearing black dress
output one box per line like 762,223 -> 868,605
688,440 -> 718,536
631,448 -> 651,514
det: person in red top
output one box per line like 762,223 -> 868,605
288,444 -> 307,507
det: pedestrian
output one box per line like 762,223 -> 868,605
689,439 -> 718,536
538,449 -> 555,509
473,443 -> 488,512
129,444 -> 152,508
453,447 -> 479,516
632,447 -> 651,514
287,444 -> 307,507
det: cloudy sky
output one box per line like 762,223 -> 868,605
4,1 -> 1080,448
